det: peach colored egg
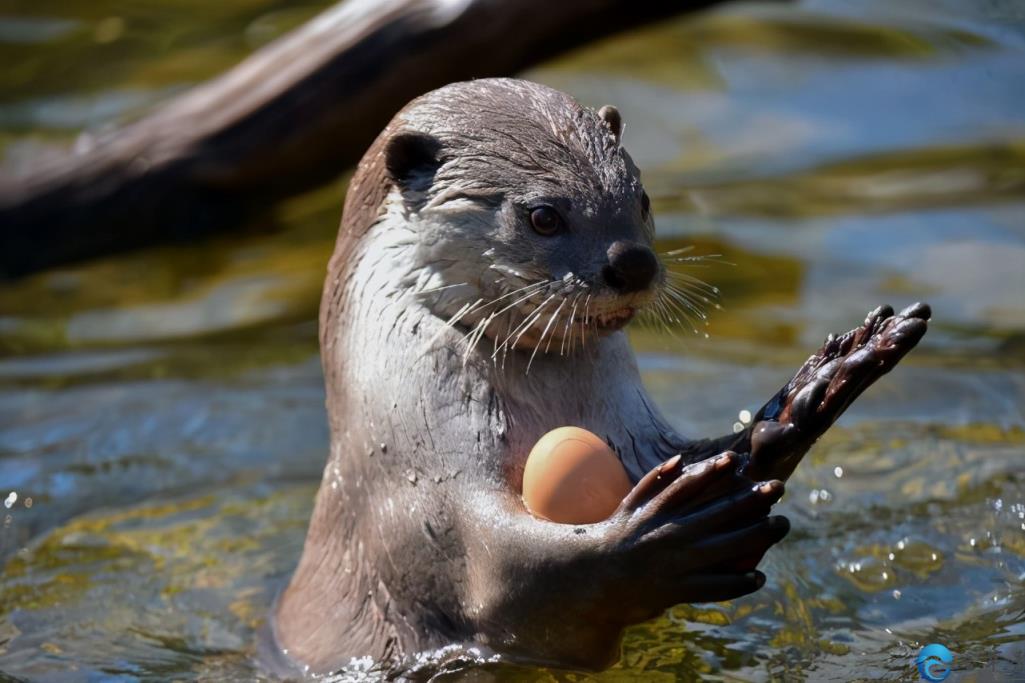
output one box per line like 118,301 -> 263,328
522,426 -> 632,524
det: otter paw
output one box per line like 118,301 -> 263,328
744,302 -> 930,481
591,454 -> 788,623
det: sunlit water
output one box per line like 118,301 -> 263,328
2,0 -> 1024,680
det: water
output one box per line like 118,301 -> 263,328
2,0 -> 1024,680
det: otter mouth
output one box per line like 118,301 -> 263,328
581,306 -> 636,332
442,284 -> 655,359
505,303 -> 641,352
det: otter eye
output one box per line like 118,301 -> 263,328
641,191 -> 651,218
529,206 -> 563,236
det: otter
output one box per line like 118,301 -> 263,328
271,78 -> 930,677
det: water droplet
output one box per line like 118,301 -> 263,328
833,466 -> 844,478
732,421 -> 744,434
739,409 -> 752,424
892,590 -> 902,599
3,492 -> 16,509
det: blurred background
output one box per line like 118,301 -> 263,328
1,0 -> 1023,680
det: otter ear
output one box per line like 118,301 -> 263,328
384,131 -> 442,195
598,105 -> 623,144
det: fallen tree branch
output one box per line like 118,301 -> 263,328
0,0 -> 732,277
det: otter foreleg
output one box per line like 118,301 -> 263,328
461,453 -> 788,670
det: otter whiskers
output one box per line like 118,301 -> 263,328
414,281 -> 470,296
638,247 -> 727,339
438,278 -> 553,365
456,278 -> 556,365
427,297 -> 485,348
434,249 -> 726,374
528,294 -> 570,372
562,291 -> 585,356
504,291 -> 560,359
517,276 -> 597,373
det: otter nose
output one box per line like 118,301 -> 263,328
602,241 -> 658,293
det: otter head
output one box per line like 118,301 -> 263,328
374,79 -> 666,355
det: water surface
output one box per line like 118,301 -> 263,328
1,0 -> 1024,680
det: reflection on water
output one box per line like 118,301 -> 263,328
2,0 -> 1024,680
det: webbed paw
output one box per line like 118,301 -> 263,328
742,302 -> 930,481
600,452 -> 789,622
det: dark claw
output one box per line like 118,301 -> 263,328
618,451 -> 736,517
899,302 -> 931,320
672,571 -> 766,604
866,303 -> 894,328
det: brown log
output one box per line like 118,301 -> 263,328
0,0 -> 733,278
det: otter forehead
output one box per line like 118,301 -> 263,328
397,78 -> 639,211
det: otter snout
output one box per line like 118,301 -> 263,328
602,240 -> 658,294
